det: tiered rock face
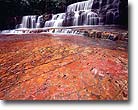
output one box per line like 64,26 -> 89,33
92,0 -> 120,24
44,0 -> 101,27
63,0 -> 128,26
16,0 -> 128,29
45,13 -> 66,27
63,0 -> 100,26
0,0 -> 127,31
92,0 -> 128,25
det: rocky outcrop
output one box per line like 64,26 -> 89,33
84,30 -> 128,41
62,0 -> 128,26
9,26 -> 128,42
92,0 -> 128,25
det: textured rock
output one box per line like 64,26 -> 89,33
92,0 -> 128,25
63,0 -> 128,26
43,14 -> 52,21
0,33 -> 128,100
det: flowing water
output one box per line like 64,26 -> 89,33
45,13 -> 66,27
18,0 -> 101,29
1,0 -> 122,34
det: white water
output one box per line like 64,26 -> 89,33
18,15 -> 43,29
66,0 -> 101,25
19,16 -> 37,28
67,0 -> 94,12
1,0 -> 120,34
36,15 -> 43,28
43,0 -> 100,27
16,0 -> 100,29
45,13 -> 65,27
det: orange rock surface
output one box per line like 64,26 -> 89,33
0,34 -> 128,100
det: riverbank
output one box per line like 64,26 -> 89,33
0,33 -> 128,100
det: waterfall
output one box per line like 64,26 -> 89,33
19,16 -> 29,28
105,0 -> 120,24
72,10 -> 100,26
73,11 -> 80,26
18,0 -> 100,28
1,0 -> 123,34
44,13 -> 65,27
66,0 -> 100,26
84,11 -> 99,25
36,15 -> 43,28
67,0 -> 94,12
19,15 -> 43,28
19,16 -> 37,28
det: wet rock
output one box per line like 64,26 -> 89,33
108,34 -> 118,41
101,32 -> 109,39
83,31 -> 89,37
96,31 -> 102,38
0,31 -> 128,100
43,14 -> 52,21
92,0 -> 127,25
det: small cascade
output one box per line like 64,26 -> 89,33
19,16 -> 29,28
67,0 -> 94,12
85,11 -> 100,25
45,13 -> 65,27
19,16 -> 37,28
18,15 -> 43,28
65,0 -> 101,26
73,11 -> 80,26
36,15 -> 43,28
72,10 -> 100,26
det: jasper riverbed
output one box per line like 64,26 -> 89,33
0,33 -> 128,100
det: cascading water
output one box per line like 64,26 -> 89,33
1,0 -> 123,34
66,0 -> 101,26
36,15 -> 43,28
22,0 -> 96,28
73,10 -> 100,26
19,16 -> 36,28
45,13 -> 65,27
67,0 -> 94,12
18,15 -> 43,29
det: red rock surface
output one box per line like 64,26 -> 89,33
0,33 -> 128,100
